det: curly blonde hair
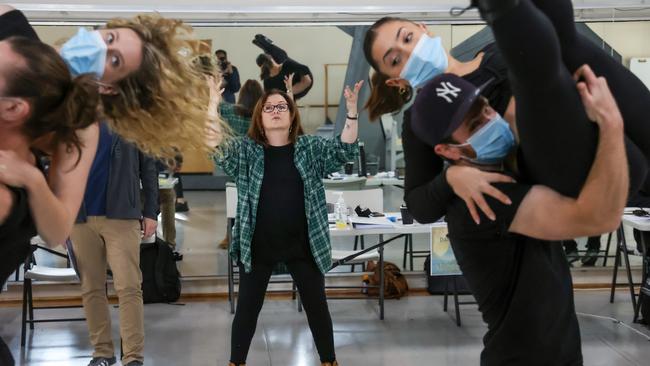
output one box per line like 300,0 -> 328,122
100,15 -> 227,159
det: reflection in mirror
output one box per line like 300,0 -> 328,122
22,20 -> 650,281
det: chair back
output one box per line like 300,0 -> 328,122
323,177 -> 367,191
226,186 -> 238,219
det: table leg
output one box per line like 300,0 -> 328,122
379,234 -> 385,320
610,227 -> 622,303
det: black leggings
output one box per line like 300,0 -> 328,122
230,259 -> 335,364
487,0 -> 649,197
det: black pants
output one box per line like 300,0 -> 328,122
0,337 -> 14,366
230,259 -> 335,364
488,0 -> 649,197
173,172 -> 184,199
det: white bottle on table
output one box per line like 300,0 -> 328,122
334,192 -> 348,229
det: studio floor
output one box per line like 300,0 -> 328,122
0,291 -> 649,365
3,188 -> 649,365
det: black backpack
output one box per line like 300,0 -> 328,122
423,256 -> 472,295
140,237 -> 181,304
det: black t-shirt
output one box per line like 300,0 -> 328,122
252,144 -> 310,265
446,182 -> 583,366
403,43 -> 513,224
263,58 -> 312,100
0,10 -> 39,41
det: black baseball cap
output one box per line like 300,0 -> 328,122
411,73 -> 491,147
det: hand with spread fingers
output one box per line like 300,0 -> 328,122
446,165 -> 515,225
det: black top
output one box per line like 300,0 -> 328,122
0,187 -> 36,289
403,43 -> 512,223
446,182 -> 582,366
252,144 -> 310,265
263,58 -> 313,100
0,10 -> 39,41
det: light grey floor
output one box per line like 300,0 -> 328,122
1,290 -> 649,366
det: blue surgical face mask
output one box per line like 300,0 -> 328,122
455,115 -> 515,165
400,35 -> 448,88
60,28 -> 107,78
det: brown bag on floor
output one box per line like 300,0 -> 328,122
365,261 -> 409,299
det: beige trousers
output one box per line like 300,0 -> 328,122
71,216 -> 144,364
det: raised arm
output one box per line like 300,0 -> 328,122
313,81 -> 362,176
341,81 -> 363,144
205,75 -> 226,148
510,65 -> 628,240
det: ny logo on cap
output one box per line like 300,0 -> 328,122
436,82 -> 461,103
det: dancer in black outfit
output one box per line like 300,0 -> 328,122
364,1 -> 650,225
405,0 -> 633,363
465,0 -> 647,199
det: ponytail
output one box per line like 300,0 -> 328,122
363,17 -> 415,122
365,72 -> 412,121
41,74 -> 100,157
256,53 -> 272,80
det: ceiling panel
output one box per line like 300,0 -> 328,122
9,1 -> 650,25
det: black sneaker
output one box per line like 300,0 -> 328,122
125,362 -> 143,366
252,34 -> 288,64
581,249 -> 599,267
88,357 -> 116,366
175,201 -> 189,212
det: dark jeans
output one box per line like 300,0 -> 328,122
489,0 -> 648,197
230,259 -> 335,364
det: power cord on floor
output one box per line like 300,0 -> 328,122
576,312 -> 650,341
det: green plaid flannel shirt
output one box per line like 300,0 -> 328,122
214,135 -> 358,274
219,102 -> 251,136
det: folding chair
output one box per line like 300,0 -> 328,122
327,249 -> 383,318
442,276 -> 476,327
609,225 -> 641,309
21,241 -> 85,347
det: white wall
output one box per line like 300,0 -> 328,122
192,26 -> 353,132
